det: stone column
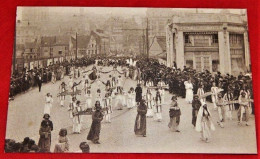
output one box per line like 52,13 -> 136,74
176,31 -> 185,70
166,26 -> 172,67
244,31 -> 250,71
218,31 -> 231,74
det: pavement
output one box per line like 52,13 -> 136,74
5,65 -> 257,153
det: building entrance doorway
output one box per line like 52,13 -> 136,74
194,55 -> 212,72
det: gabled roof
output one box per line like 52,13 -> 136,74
71,35 -> 91,48
25,42 -> 37,49
55,35 -> 70,46
41,36 -> 56,47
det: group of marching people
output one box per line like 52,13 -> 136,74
133,58 -> 253,143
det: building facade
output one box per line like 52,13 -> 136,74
166,12 -> 250,76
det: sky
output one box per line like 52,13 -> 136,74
16,7 -> 246,20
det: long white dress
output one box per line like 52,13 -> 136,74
44,96 -> 53,115
127,91 -> 135,109
85,94 -> 92,110
197,88 -> 205,103
185,82 -> 193,103
211,86 -> 218,109
146,93 -> 154,117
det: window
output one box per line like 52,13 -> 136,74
50,48 -> 53,52
65,46 -> 68,50
184,34 -> 190,43
92,44 -> 94,48
30,48 -> 33,52
30,55 -> 32,59
212,34 -> 218,43
59,51 -> 62,55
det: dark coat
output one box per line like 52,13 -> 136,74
87,111 -> 104,142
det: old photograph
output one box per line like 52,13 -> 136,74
5,7 -> 257,153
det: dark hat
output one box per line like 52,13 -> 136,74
43,114 -> 50,119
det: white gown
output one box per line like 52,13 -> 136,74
185,82 -> 193,103
44,96 -> 53,115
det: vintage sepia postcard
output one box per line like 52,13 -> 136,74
5,7 -> 257,153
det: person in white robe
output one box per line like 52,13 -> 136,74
127,87 -> 136,109
197,84 -> 205,103
103,93 -> 113,123
185,79 -> 193,104
85,90 -> 92,111
211,82 -> 219,110
158,87 -> 165,104
223,89 -> 234,120
44,93 -> 53,115
146,89 -> 154,117
195,102 -> 215,143
82,79 -> 89,95
51,71 -> 56,84
59,82 -> 66,107
154,89 -> 162,122
69,97 -> 77,119
72,101 -> 83,134
216,93 -> 225,128
95,89 -> 103,106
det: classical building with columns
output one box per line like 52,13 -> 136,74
166,12 -> 250,76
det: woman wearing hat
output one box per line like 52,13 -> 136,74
38,120 -> 52,152
168,95 -> 181,132
87,101 -> 104,144
134,99 -> 147,137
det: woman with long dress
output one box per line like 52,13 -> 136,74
87,101 -> 104,144
44,93 -> 53,115
134,99 -> 147,137
38,120 -> 52,152
168,95 -> 181,132
85,90 -> 92,111
146,89 -> 154,117
135,84 -> 142,106
127,87 -> 136,109
154,89 -> 162,122
185,79 -> 193,104
195,103 -> 215,143
192,95 -> 201,127
211,82 -> 219,110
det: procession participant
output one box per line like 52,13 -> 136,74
54,128 -> 69,153
115,88 -> 124,110
134,99 -> 147,137
117,75 -> 123,93
59,82 -> 66,107
197,84 -> 206,103
146,88 -> 154,117
135,84 -> 142,106
41,114 -> 54,132
223,88 -> 234,120
211,82 -> 219,110
85,90 -> 92,111
191,95 -> 202,128
103,92 -> 112,123
69,97 -> 77,119
72,101 -> 83,134
168,95 -> 181,132
51,71 -> 56,84
37,74 -> 42,92
87,101 -> 104,144
238,91 -> 250,126
185,79 -> 193,104
105,79 -> 111,91
154,89 -> 162,122
127,87 -> 136,109
95,89 -> 103,105
195,103 -> 215,143
82,79 -> 89,95
44,93 -> 53,115
67,75 -> 74,92
216,93 -> 225,128
146,78 -> 154,87
158,86 -> 165,104
111,76 -> 117,89
38,120 -> 52,152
